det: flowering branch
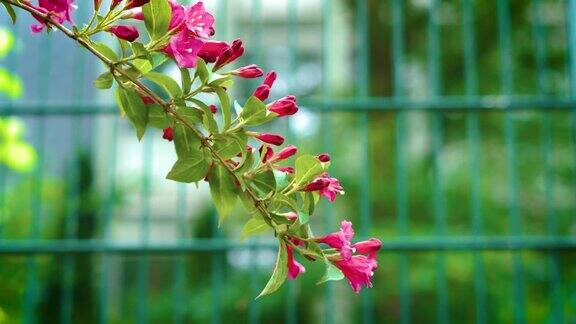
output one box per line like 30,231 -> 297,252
1,0 -> 382,296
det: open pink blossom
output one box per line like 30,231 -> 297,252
164,30 -> 205,68
317,220 -> 355,260
167,0 -> 186,30
334,255 -> 378,293
286,245 -> 305,279
30,0 -> 75,33
185,1 -> 215,38
303,173 -> 344,202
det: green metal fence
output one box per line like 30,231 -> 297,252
1,0 -> 575,323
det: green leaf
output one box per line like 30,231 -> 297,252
240,217 -> 269,240
239,190 -> 258,214
251,168 -> 277,197
142,0 -> 171,40
2,3 -> 17,24
273,170 -> 290,192
240,96 -> 268,126
257,240 -> 288,298
272,193 -> 299,212
195,58 -> 210,84
166,149 -> 210,183
301,191 -> 316,216
212,134 -> 244,160
294,155 -> 324,185
180,68 -> 192,94
147,104 -> 170,129
115,88 -> 149,140
173,123 -> 202,159
93,72 -> 114,89
145,72 -> 182,98
131,42 -> 150,59
317,261 -> 345,284
174,106 -> 202,125
297,212 -> 310,225
209,164 -> 240,223
213,86 -> 232,131
91,41 -> 118,61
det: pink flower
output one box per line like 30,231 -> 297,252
259,144 -> 274,163
162,127 -> 174,141
286,245 -> 305,279
317,153 -> 330,162
273,145 -> 297,161
256,133 -> 285,146
253,85 -> 270,102
276,166 -> 295,174
197,41 -> 230,63
317,220 -> 355,260
267,95 -> 298,116
167,0 -> 186,30
252,71 -> 277,101
303,173 -> 344,202
334,255 -> 378,293
214,39 -> 244,70
184,1 -> 215,38
30,0 -> 75,33
353,238 -> 382,258
125,0 -> 150,10
164,30 -> 205,68
108,25 -> 139,42
231,64 -> 264,78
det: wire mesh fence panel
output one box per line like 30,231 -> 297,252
0,0 -> 575,323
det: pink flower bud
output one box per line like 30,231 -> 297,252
353,239 -> 382,258
263,71 -> 277,88
141,96 -> 154,105
303,178 -> 331,192
231,64 -> 264,78
256,133 -> 285,146
125,0 -> 150,10
209,104 -> 218,114
285,212 -> 298,221
108,25 -> 140,42
259,144 -> 274,163
267,95 -> 298,116
287,245 -> 306,279
276,166 -> 295,174
214,39 -> 244,69
275,145 -> 298,161
253,85 -> 270,101
317,153 -> 330,162
198,41 -> 230,63
110,0 -> 122,9
162,127 -> 174,141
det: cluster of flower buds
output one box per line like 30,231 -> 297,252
20,0 -> 382,295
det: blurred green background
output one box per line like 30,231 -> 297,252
0,0 -> 575,323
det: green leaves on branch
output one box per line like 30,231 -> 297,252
166,149 -> 210,183
209,164 -> 240,224
258,240 -> 288,298
145,72 -> 182,98
115,87 -> 149,140
295,155 -> 325,185
142,0 -> 172,41
239,96 -> 275,126
240,216 -> 269,240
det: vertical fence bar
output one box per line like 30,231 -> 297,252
391,0 -> 411,322
356,0 -> 373,323
136,135 -> 153,324
427,1 -> 449,323
172,184 -> 188,324
99,116 -> 119,324
568,0 -> 576,216
23,34 -> 51,324
284,1 -> 299,323
60,17 -> 89,323
462,0 -> 487,323
321,0 -> 334,322
496,0 -> 526,323
532,1 -> 563,322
